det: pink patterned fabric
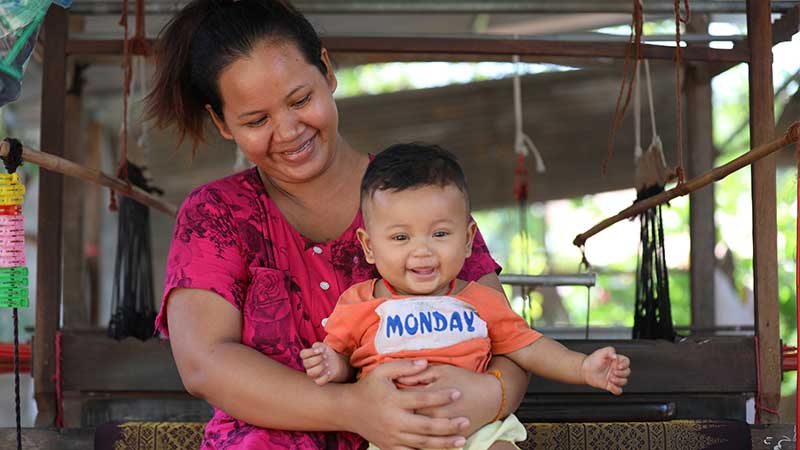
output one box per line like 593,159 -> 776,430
156,167 -> 501,450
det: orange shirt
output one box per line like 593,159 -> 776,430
323,279 -> 542,379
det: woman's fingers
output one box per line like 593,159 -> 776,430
395,369 -> 440,386
394,387 -> 463,411
396,431 -> 467,450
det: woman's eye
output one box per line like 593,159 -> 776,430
293,94 -> 311,107
246,116 -> 268,127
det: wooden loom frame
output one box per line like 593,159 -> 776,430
27,0 -> 800,434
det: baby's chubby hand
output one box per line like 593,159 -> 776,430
580,346 -> 631,395
300,342 -> 349,385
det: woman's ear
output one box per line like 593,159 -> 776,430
356,227 -> 375,264
320,48 -> 338,93
205,105 -> 234,141
465,220 -> 477,258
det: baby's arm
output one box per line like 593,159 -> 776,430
300,342 -> 354,386
504,338 -> 631,395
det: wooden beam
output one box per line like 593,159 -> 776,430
64,36 -> 748,63
710,4 -> 800,77
61,331 -> 185,392
35,4 -> 68,428
686,16 -> 716,332
0,428 -> 93,450
60,330 -> 754,395
62,63 -> 89,329
0,142 -> 179,217
748,0 -> 781,424
527,338 -> 756,394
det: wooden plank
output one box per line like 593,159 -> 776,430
747,0 -> 781,424
526,338 -> 756,394
61,331 -> 755,394
518,393 -> 749,421
77,395 -> 213,427
0,428 -> 93,450
686,16 -> 716,331
64,36 -> 748,62
61,331 -> 185,392
62,63 -> 89,329
36,4 -> 68,428
83,122 -> 103,325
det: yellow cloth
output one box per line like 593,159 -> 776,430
367,414 -> 527,450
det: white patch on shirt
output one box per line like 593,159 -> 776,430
374,296 -> 487,354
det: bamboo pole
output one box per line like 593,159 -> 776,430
0,140 -> 178,217
573,122 -> 800,248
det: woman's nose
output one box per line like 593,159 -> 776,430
274,111 -> 303,143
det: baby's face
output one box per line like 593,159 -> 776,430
359,184 -> 476,296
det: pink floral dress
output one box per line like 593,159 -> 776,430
155,167 -> 501,450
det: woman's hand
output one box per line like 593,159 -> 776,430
343,360 -> 471,450
396,364 -> 501,436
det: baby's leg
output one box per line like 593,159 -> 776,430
487,441 -> 519,450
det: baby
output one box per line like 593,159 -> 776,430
301,143 -> 631,450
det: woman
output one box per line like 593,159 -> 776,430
146,0 -> 529,448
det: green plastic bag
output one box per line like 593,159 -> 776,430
0,0 -> 72,106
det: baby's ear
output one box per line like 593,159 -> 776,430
465,220 -> 477,257
356,228 -> 375,264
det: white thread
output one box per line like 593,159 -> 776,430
512,55 -> 545,173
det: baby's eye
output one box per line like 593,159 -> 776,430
392,234 -> 409,241
433,231 -> 450,238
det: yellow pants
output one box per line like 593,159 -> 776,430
367,413 -> 527,450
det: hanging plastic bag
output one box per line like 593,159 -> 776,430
0,0 -> 72,107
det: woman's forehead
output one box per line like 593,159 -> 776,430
217,41 -> 319,106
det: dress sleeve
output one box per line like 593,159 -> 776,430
457,221 -> 502,282
155,185 -> 249,337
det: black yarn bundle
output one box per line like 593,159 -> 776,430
108,163 -> 162,341
632,185 -> 677,340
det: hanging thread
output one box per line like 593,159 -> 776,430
673,0 -> 691,184
603,0 -> 643,176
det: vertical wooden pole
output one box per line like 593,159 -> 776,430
747,0 -> 780,423
35,4 -> 67,427
62,64 -> 88,329
84,121 -> 103,326
686,15 -> 716,332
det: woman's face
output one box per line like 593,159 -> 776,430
209,40 -> 339,185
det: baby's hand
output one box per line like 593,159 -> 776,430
300,342 -> 350,385
580,346 -> 631,395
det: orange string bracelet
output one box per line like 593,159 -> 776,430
489,369 -> 506,423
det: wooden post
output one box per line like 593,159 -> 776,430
747,0 -> 780,423
686,15 -> 716,332
36,4 -> 68,427
62,63 -> 89,329
84,122 -> 103,325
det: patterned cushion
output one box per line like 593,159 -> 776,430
95,420 -> 750,450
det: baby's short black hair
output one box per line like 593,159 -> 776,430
361,143 -> 470,211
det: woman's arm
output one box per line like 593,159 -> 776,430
167,288 -> 472,449
477,272 -> 530,420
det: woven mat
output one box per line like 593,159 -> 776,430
96,420 -> 750,450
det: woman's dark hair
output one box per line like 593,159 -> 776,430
145,0 -> 327,152
361,143 -> 471,212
